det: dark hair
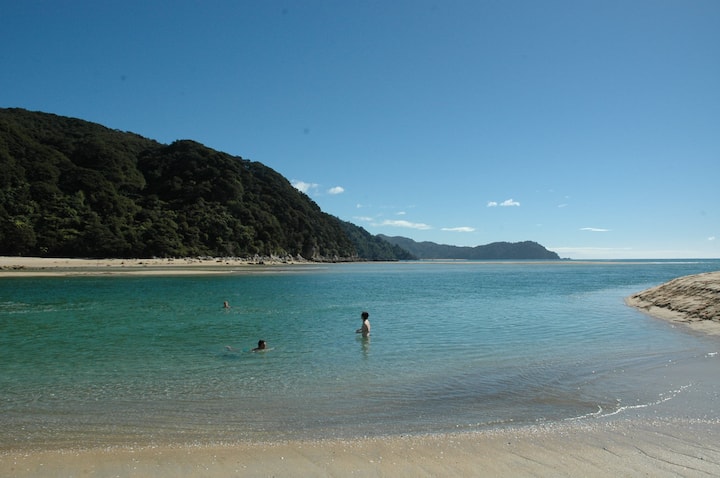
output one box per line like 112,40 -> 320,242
361,311 -> 369,319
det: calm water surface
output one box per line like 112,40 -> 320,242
2,260 -> 720,449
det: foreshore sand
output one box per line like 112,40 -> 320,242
0,256 -> 677,278
0,256 -> 307,277
3,419 -> 720,477
0,257 -> 602,278
626,271 -> 720,336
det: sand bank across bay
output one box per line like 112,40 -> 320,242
0,256 -> 313,277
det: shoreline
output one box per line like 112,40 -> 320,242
626,271 -> 720,336
0,257 -> 589,278
3,419 -> 720,477
0,256 -> 322,277
2,256 -> 707,278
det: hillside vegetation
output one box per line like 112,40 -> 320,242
379,235 -> 560,260
0,108 -> 560,262
0,108 -> 412,260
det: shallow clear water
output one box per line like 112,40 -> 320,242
2,260 -> 720,449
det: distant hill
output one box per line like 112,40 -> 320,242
0,108 -> 407,260
339,221 -> 416,261
378,235 -> 560,260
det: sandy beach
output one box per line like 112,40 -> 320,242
0,256 -> 307,277
3,419 -> 720,477
0,256 -> 680,278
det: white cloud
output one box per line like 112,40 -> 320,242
396,211 -> 407,216
580,227 -> 611,232
709,236 -> 716,241
488,199 -> 520,207
292,181 -> 345,196
379,219 -> 432,230
291,180 -> 318,194
441,226 -> 476,232
353,216 -> 374,223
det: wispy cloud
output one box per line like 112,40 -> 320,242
580,227 -> 611,232
291,179 -> 318,194
441,226 -> 476,232
292,180 -> 345,196
487,198 -> 520,207
353,216 -> 374,223
378,219 -> 432,230
709,236 -> 716,241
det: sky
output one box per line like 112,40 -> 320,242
2,0 -> 719,259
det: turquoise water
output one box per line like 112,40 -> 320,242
2,260 -> 720,449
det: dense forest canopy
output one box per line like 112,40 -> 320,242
0,108 -> 559,261
379,235 -> 561,260
0,108 -> 413,260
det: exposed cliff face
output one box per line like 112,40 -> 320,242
626,271 -> 720,334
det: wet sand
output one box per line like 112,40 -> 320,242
3,419 -> 720,477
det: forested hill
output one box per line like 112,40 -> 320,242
378,235 -> 561,260
0,108 -> 412,260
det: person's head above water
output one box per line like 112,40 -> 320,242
361,311 -> 369,320
251,340 -> 267,352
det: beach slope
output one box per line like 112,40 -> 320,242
626,271 -> 720,335
3,420 -> 720,477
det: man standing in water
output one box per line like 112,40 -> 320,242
356,311 -> 370,337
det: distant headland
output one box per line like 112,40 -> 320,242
379,235 -> 560,260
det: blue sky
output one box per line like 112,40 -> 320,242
2,1 -> 718,259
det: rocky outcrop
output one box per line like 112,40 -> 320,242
626,271 -> 720,333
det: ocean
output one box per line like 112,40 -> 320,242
2,260 -> 720,450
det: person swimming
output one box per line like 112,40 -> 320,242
225,340 -> 268,353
